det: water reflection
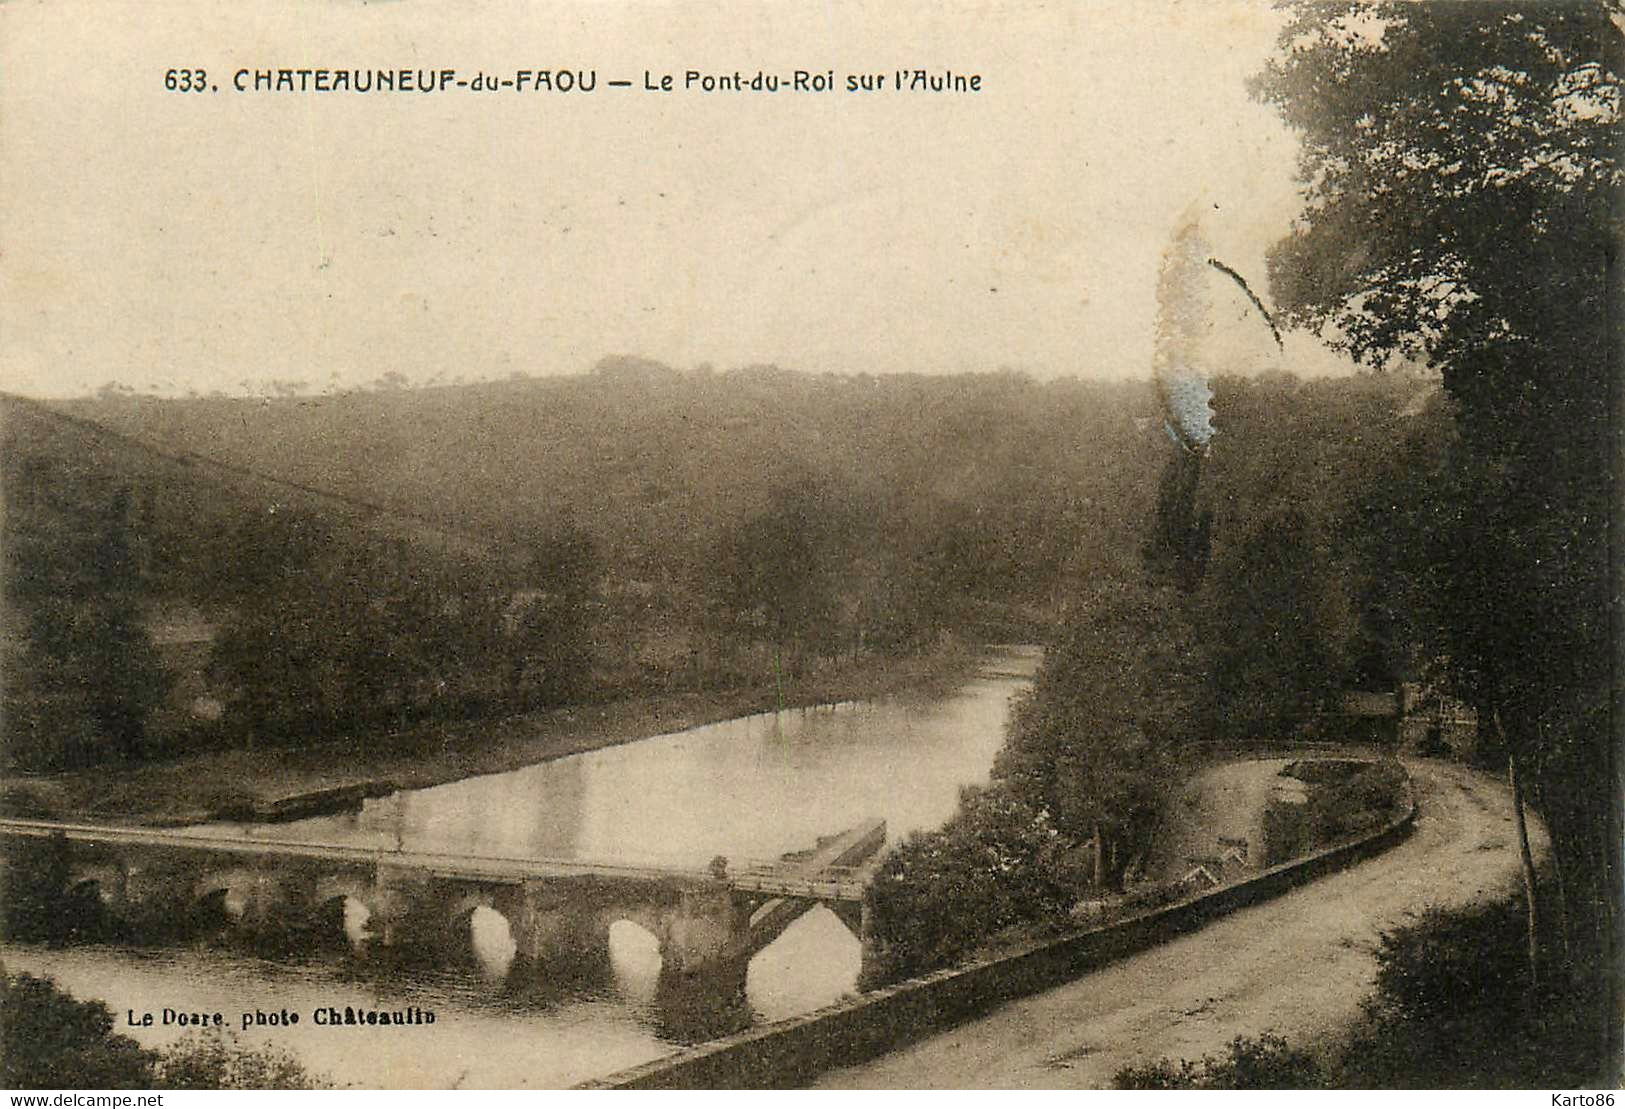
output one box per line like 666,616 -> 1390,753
746,907 -> 862,1022
468,907 -> 517,981
341,897 -> 371,948
608,920 -> 662,1002
187,650 -> 1037,868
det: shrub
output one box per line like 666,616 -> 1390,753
0,974 -> 156,1089
0,974 -> 327,1090
1333,899 -> 1612,1088
860,785 -> 1090,986
1367,901 -> 1527,1027
1309,761 -> 1407,841
1115,1033 -> 1323,1089
153,1031 -> 327,1089
1118,900 -> 1615,1089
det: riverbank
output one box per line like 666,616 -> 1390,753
0,642 -> 983,827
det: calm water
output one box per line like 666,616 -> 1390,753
4,647 -> 1038,1088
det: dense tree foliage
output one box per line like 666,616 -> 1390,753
708,477 -> 851,674
0,974 -> 157,1088
1197,507 -> 1351,738
861,786 -> 1089,985
1,373 -> 1166,768
1253,0 -> 1619,989
3,460 -> 169,768
995,575 -> 1200,888
204,514 -> 600,742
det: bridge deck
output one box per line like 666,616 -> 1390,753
730,818 -> 886,902
0,816 -> 886,898
0,817 -> 724,886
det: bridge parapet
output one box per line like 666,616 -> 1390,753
728,869 -> 872,901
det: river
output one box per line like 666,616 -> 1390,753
3,646 -> 1038,1088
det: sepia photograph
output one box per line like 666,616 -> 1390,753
0,0 -> 1618,1093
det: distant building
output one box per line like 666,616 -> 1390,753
1325,690 -> 1402,747
1338,690 -> 1400,718
1318,685 -> 1479,755
1398,681 -> 1479,758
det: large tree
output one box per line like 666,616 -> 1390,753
1252,1 -> 1619,987
995,575 -> 1201,889
709,478 -> 850,675
2,483 -> 169,767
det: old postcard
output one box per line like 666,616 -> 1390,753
1,0 -> 1617,1094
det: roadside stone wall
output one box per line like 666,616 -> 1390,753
586,767 -> 1416,1090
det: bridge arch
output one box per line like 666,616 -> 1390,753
311,873 -> 374,908
744,901 -> 862,1021
309,874 -> 379,948
445,900 -> 516,981
309,893 -> 373,949
192,866 -> 282,928
607,918 -> 664,1001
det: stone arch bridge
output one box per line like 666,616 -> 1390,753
0,815 -> 885,1031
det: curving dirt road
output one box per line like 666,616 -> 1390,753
816,758 -> 1546,1089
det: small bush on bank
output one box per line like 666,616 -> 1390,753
1115,1033 -> 1324,1089
860,785 -> 1090,987
1307,760 -> 1408,842
1115,898 -> 1616,1089
1331,899 -> 1612,1089
1,974 -> 155,1088
153,1031 -> 328,1089
0,974 -> 327,1090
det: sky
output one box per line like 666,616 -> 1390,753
0,0 -> 1360,398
